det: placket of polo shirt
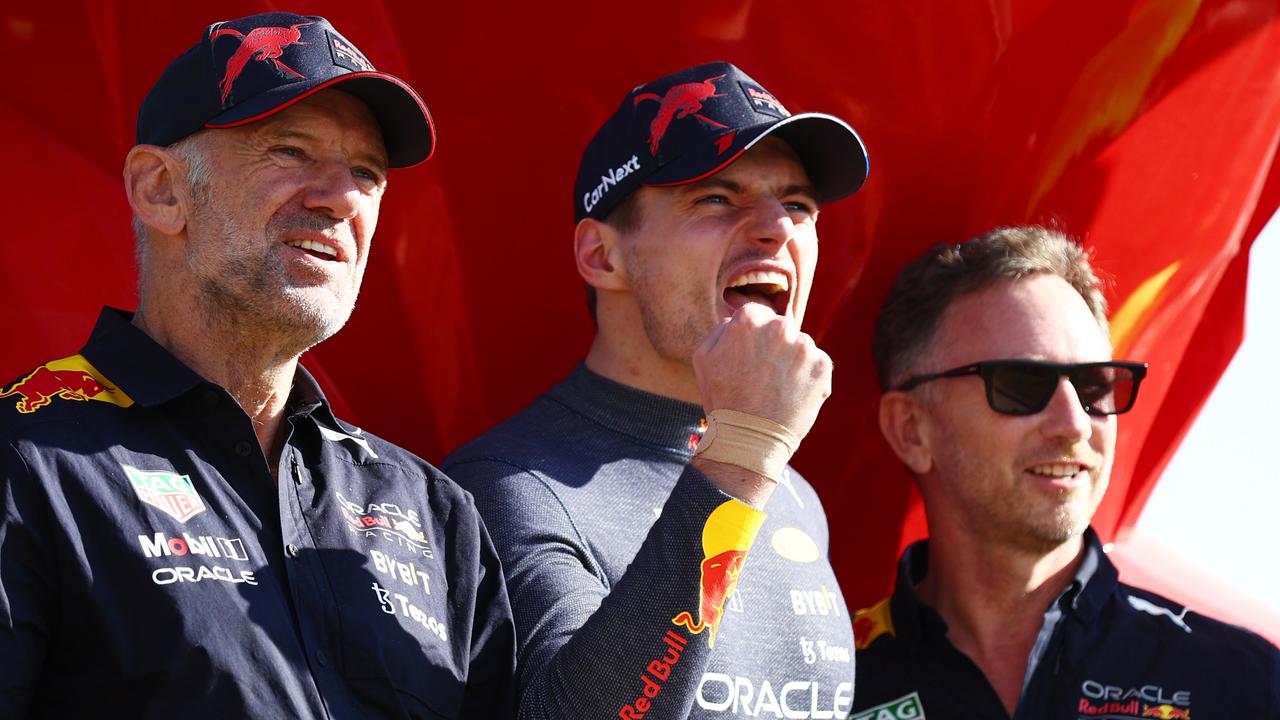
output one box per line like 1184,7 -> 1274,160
275,430 -> 350,701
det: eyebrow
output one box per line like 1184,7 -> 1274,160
263,127 -> 390,171
680,177 -> 819,202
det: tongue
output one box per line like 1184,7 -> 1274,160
725,288 -> 779,313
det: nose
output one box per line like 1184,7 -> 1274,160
746,197 -> 797,249
1038,376 -> 1094,442
303,159 -> 362,220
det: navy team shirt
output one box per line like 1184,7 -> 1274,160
0,308 -> 516,719
851,530 -> 1280,720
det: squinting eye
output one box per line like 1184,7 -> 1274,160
273,146 -> 304,158
352,168 -> 383,183
1076,382 -> 1112,403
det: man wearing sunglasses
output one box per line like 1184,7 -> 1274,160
850,226 -> 1279,720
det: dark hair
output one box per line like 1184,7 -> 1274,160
872,225 -> 1108,390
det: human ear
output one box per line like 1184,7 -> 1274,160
123,145 -> 188,237
573,218 -> 628,291
879,391 -> 934,475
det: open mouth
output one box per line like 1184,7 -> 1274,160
1026,461 -> 1089,487
284,238 -> 340,261
723,270 -> 791,316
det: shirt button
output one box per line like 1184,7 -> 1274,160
234,441 -> 253,457
315,650 -> 328,667
285,543 -> 299,558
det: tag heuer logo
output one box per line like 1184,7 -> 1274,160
851,692 -> 926,720
123,465 -> 207,523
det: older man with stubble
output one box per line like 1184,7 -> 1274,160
445,62 -> 870,719
0,12 -> 515,718
851,226 -> 1279,720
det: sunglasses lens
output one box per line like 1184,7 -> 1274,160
1072,365 -> 1137,415
988,365 -> 1059,415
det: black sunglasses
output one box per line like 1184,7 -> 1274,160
895,360 -> 1149,416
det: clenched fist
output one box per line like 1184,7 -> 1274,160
692,303 -> 833,443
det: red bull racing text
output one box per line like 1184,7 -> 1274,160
617,629 -> 689,719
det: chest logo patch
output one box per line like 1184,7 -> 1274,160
123,465 -> 207,523
851,692 -> 925,720
1078,680 -> 1192,719
771,526 -> 820,563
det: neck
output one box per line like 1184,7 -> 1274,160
584,331 -> 700,404
133,301 -> 299,471
918,521 -> 1085,716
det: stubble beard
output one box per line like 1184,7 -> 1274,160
946,442 -> 1100,557
626,244 -> 717,366
187,191 -> 358,360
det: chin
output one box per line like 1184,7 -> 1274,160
278,293 -> 355,344
1025,509 -> 1090,548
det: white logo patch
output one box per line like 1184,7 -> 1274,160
123,465 -> 206,523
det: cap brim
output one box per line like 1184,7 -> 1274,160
648,112 -> 869,203
205,72 -> 436,168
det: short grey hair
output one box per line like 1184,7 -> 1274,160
872,225 -> 1109,390
133,132 -> 215,298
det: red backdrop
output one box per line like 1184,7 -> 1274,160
3,0 -> 1279,640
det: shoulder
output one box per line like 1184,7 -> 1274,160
1114,582 -> 1280,659
319,414 -> 479,514
778,465 -> 827,508
443,394 -> 587,491
1,354 -> 135,435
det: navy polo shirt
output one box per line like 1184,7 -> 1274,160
0,308 -> 516,719
851,529 -> 1280,720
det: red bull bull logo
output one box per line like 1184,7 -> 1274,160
1143,704 -> 1191,719
671,500 -> 765,648
1,355 -> 132,414
853,596 -> 896,650
633,74 -> 729,155
211,22 -> 312,106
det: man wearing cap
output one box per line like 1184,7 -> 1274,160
0,12 -> 514,718
444,62 -> 869,719
852,226 -> 1280,720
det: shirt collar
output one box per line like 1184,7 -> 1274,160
79,307 -> 204,407
889,539 -> 946,649
548,364 -> 707,455
80,306 -> 335,423
1071,526 -> 1119,622
890,526 -> 1119,647
289,361 -> 342,428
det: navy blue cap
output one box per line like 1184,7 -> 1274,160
575,61 -> 869,222
137,12 -> 434,168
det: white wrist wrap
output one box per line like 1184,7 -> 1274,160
692,409 -> 800,483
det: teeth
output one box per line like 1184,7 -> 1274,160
727,270 -> 789,293
1030,463 -> 1083,478
286,239 -> 337,258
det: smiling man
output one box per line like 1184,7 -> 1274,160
852,226 -> 1279,720
0,12 -> 514,718
444,62 -> 869,719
